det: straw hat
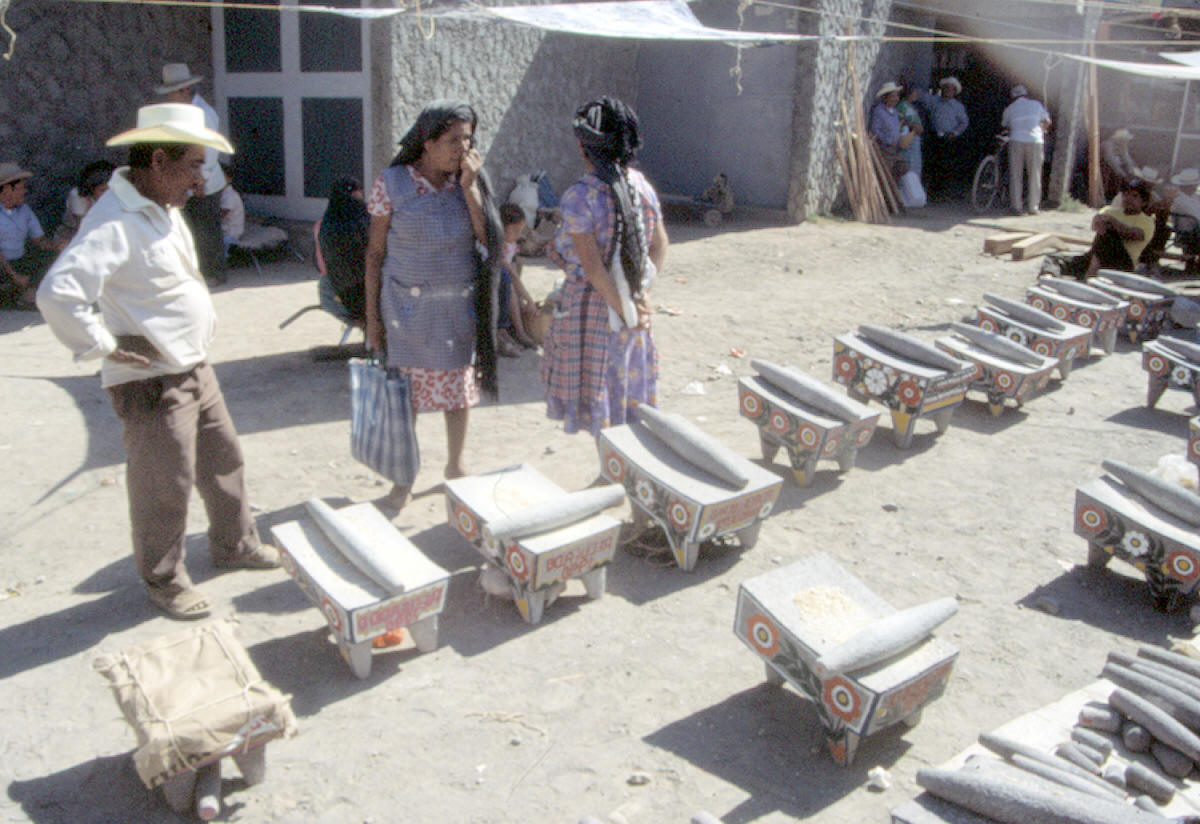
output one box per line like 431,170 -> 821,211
876,81 -> 903,98
154,63 -> 203,95
1134,166 -> 1162,184
1111,128 -> 1133,142
106,103 -> 234,154
1011,84 -> 1028,98
0,162 -> 33,187
1172,168 -> 1200,186
939,76 -> 962,94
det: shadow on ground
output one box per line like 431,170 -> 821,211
1017,562 -> 1190,643
644,683 -> 909,823
7,753 -> 181,824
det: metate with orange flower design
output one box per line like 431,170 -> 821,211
1143,339 -> 1200,411
1076,472 -> 1200,612
734,553 -> 958,766
1089,274 -> 1174,344
975,304 -> 1091,380
272,502 -> 450,679
598,420 -> 782,571
935,331 -> 1057,418
1026,282 -> 1127,355
445,464 -> 620,624
737,373 -> 879,486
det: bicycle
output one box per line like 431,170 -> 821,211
970,133 -> 1010,213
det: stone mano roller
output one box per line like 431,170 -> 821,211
634,403 -> 749,488
304,497 -> 408,594
1039,276 -> 1122,306
1156,335 -> 1200,365
816,596 -> 958,675
483,484 -> 626,544
857,323 -> 969,373
1101,459 -> 1200,528
1096,269 -> 1179,298
949,322 -> 1044,367
751,358 -> 871,423
984,292 -> 1068,332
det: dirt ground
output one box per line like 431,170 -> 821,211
2,203 -> 1197,824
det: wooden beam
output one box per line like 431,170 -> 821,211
984,232 -> 1034,256
1010,233 -> 1067,261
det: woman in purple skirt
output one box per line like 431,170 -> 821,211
542,97 -> 670,438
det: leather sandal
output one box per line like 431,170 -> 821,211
213,544 -> 281,570
148,587 -> 212,620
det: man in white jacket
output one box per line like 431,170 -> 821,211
1001,85 -> 1051,215
37,103 -> 278,620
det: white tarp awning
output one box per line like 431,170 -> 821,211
455,0 -> 811,44
1063,51 -> 1200,80
1163,50 -> 1200,68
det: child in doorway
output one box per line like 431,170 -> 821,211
498,203 -> 538,355
219,163 -> 244,257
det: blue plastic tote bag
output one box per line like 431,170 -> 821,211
349,358 -> 419,485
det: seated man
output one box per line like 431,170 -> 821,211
1069,178 -> 1156,280
0,162 -> 64,307
1171,168 -> 1200,272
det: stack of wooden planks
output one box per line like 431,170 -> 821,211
833,37 -> 902,225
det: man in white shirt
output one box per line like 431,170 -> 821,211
157,63 -> 229,284
37,103 -> 278,620
1001,85 -> 1051,215
1171,168 -> 1200,272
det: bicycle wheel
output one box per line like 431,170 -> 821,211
971,155 -> 1001,213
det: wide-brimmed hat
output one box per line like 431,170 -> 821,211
106,103 -> 234,154
1111,128 -> 1133,142
1011,84 -> 1028,98
0,162 -> 33,187
1134,166 -> 1162,184
939,76 -> 962,93
154,63 -> 203,95
876,81 -> 903,98
1173,168 -> 1200,186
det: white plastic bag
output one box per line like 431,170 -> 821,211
898,171 -> 926,209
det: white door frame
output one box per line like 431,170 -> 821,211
211,0 -> 372,221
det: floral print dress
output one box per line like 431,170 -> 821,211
542,168 -> 661,437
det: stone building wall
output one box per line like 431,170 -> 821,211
787,0 -> 894,221
370,14 -> 637,202
0,0 -> 211,227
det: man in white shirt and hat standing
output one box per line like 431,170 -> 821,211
1001,84 -> 1051,215
37,103 -> 279,620
156,63 -> 229,284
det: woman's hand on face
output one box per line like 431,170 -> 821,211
459,148 -> 482,188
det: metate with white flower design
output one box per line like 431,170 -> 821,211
1076,473 -> 1200,612
598,421 -> 782,571
975,304 -> 1092,380
832,330 -> 975,448
737,372 -> 879,486
1026,282 -> 1128,355
734,553 -> 958,766
1143,338 -> 1200,410
272,502 -> 450,679
1190,416 -> 1200,469
445,464 -> 619,624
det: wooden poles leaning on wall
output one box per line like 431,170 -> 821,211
837,36 -> 901,224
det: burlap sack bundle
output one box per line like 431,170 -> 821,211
93,619 -> 297,788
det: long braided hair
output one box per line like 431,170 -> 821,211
573,97 -> 647,299
391,100 -> 503,399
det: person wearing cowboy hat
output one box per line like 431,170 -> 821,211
156,63 -> 229,284
924,76 -> 969,201
1171,168 -> 1200,271
868,81 -> 910,180
1001,84 -> 1051,215
0,162 -> 66,308
37,103 -> 280,621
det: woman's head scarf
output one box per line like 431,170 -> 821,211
391,100 -> 503,399
573,97 -> 647,297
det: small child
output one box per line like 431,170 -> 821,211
219,162 -> 245,257
497,203 -> 537,355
